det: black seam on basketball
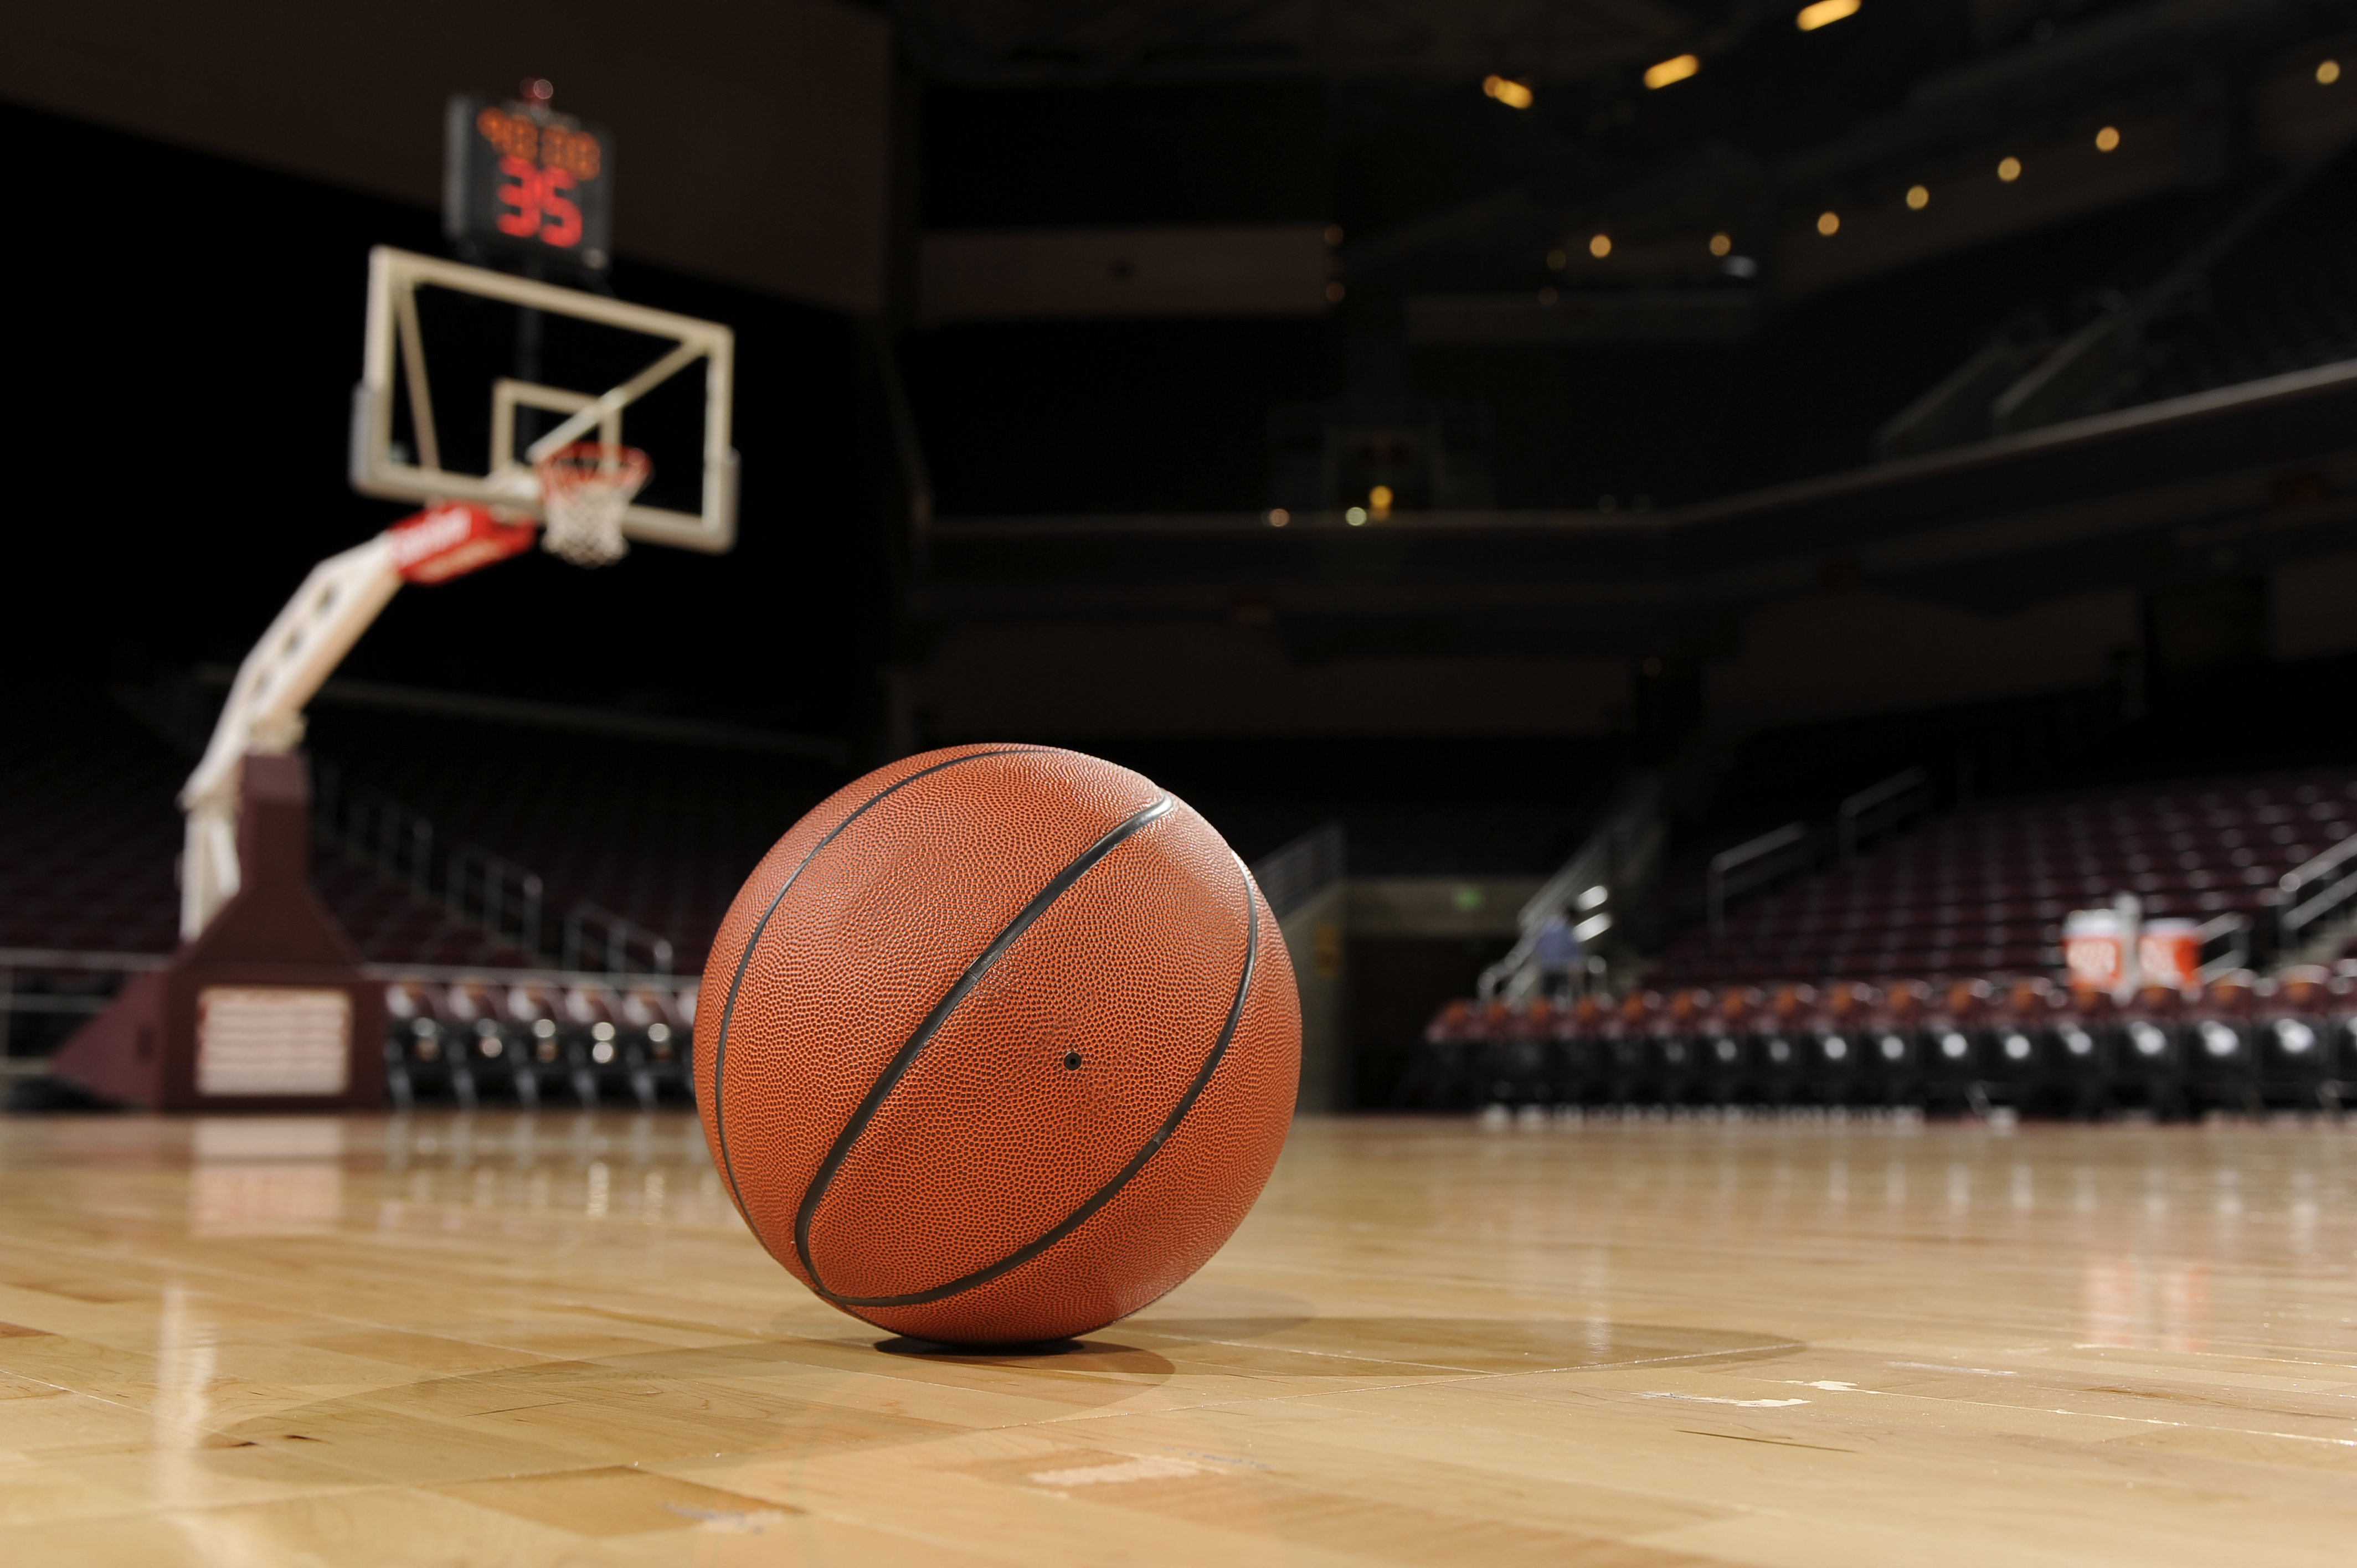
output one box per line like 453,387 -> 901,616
708,747 -> 1048,1242
819,847 -> 1262,1311
795,792 -> 1179,1298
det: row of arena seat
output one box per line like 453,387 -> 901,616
1,705 -> 585,968
2131,140 -> 2357,406
1654,768 -> 2357,986
1403,969 -> 2357,1118
382,978 -> 696,1111
0,707 -> 182,956
307,706 -> 837,969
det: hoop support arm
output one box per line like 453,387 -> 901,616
179,535 -> 403,939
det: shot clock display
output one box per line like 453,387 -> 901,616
444,93 -> 613,275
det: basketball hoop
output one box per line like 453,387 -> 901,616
534,442 -> 651,568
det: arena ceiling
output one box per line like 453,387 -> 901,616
902,1 -> 2357,306
892,0 -> 1702,87
8,2 -> 2353,313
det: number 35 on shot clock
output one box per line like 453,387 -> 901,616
444,91 -> 613,276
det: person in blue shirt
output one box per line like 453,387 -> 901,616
1535,912 -> 1581,999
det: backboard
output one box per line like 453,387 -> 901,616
350,247 -> 737,554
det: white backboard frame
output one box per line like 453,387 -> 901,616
351,246 -> 738,553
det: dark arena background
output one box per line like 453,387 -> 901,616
6,3 -> 2357,1563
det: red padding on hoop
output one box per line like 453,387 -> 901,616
388,503 -> 538,585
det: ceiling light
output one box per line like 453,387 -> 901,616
2094,126 -> 2120,152
1645,54 -> 1700,90
1345,506 -> 1368,526
1817,210 -> 1840,236
1589,233 -> 1613,258
1709,231 -> 1732,255
1483,75 -> 1535,110
1796,0 -> 1860,32
1905,184 -> 1929,209
1368,485 -> 1394,517
1997,156 -> 2022,182
1265,508 -> 1289,528
2320,59 -> 2342,85
1577,884 -> 1609,911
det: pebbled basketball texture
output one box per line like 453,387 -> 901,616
695,744 -> 1301,1344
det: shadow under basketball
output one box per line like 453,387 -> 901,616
873,1335 -> 1175,1374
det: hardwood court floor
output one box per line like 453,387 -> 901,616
1,1111 -> 2353,1566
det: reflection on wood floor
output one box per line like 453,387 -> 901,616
1,1111 -> 2353,1565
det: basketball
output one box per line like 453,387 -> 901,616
694,743 -> 1301,1344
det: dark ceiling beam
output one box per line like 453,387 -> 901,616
1913,0 -> 2338,113
909,355 -> 2357,650
888,0 -> 1696,88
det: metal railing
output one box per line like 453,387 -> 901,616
563,902 -> 677,977
0,948 -> 169,1067
1479,776 -> 1668,1000
317,759 -> 691,972
344,789 -> 436,896
315,759 -> 436,895
317,757 -> 712,977
2194,912 -> 2252,984
1251,822 -> 1346,922
1838,766 -> 1929,864
2277,828 -> 2357,953
1707,821 -> 1809,935
446,846 -> 547,962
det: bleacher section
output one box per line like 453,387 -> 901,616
1,695 -> 833,1076
2,704 -> 557,969
0,706 -> 181,957
1,698 -> 838,969
312,858 -> 529,969
303,706 -> 838,971
1654,765 -> 2357,988
2133,148 -> 2357,406
1399,758 -> 2357,1117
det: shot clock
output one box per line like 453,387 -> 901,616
444,87 -> 613,276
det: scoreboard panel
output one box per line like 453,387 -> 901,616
444,94 -> 613,275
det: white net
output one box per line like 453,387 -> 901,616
536,443 -> 652,568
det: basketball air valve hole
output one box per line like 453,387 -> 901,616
1063,1051 -> 1083,1071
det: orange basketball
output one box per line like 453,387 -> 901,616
696,744 -> 1300,1344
